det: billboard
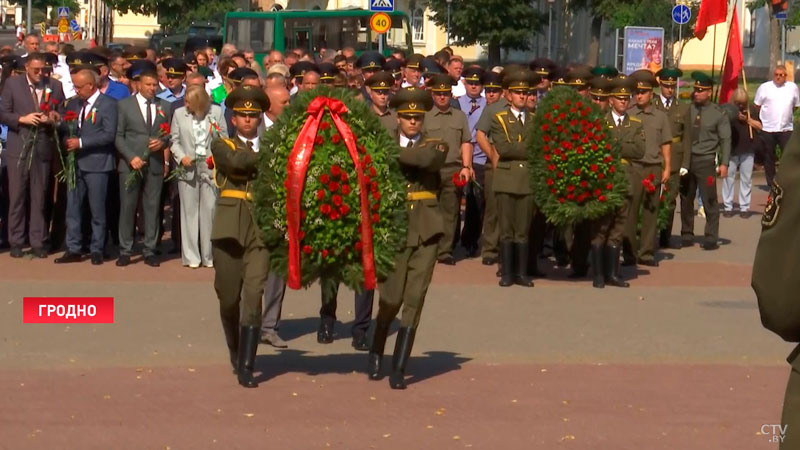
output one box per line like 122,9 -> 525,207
623,27 -> 664,75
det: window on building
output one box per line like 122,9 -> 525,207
411,7 -> 424,42
743,3 -> 756,48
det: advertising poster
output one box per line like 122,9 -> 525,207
623,27 -> 665,74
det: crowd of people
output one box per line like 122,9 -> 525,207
0,34 -> 789,388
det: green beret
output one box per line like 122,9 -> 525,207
364,71 -> 395,91
591,65 -> 619,79
426,73 -> 456,92
691,71 -> 713,90
656,67 -> 683,86
389,86 -> 432,116
225,86 -> 270,114
630,69 -> 657,90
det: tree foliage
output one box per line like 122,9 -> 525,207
103,0 -> 236,30
573,0 -> 697,32
423,0 -> 546,65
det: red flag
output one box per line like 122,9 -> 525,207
719,7 -> 743,104
695,0 -> 727,40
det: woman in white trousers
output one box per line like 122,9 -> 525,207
170,85 -> 227,268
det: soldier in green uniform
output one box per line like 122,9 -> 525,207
367,87 -> 448,390
593,76 -> 646,288
424,73 -> 472,265
488,70 -> 539,287
529,58 -> 556,101
753,128 -> 800,450
625,69 -> 672,266
679,72 -> 730,250
209,86 -> 271,388
654,67 -> 691,248
364,70 -> 397,134
475,70 -> 507,266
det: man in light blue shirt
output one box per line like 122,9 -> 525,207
457,67 -> 488,257
155,58 -> 187,103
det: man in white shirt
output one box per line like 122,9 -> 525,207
754,65 -> 800,187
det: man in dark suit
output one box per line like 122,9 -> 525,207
115,69 -> 171,267
0,52 -> 65,258
54,69 -> 117,265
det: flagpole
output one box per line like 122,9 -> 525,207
714,2 -> 737,102
711,23 -> 717,87
741,65 -> 754,139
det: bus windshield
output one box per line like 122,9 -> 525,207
225,18 -> 276,53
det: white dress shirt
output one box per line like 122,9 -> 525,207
78,89 -> 101,148
398,133 -> 421,148
451,78 -> 466,98
611,111 -> 626,126
509,106 -> 525,124
238,135 -> 260,152
136,93 -> 157,125
659,95 -> 674,109
754,80 -> 800,132
263,114 -> 274,129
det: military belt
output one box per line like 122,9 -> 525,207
407,191 -> 437,201
220,189 -> 252,201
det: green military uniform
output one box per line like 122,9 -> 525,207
679,72 -> 731,250
365,71 -> 398,134
210,86 -> 270,388
626,70 -> 673,266
753,128 -> 800,450
654,68 -> 692,247
368,87 -> 448,390
475,72 -> 507,264
590,76 -> 645,288
489,70 -> 539,287
424,74 -> 472,264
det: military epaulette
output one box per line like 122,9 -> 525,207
496,111 -> 509,116
423,138 -> 447,152
629,116 -> 642,123
221,138 -> 237,150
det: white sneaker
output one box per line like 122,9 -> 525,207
203,262 -> 214,268
188,263 -> 200,269
697,206 -> 706,218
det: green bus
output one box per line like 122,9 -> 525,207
223,8 -> 413,60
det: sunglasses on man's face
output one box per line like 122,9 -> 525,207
775,73 -> 787,77
235,112 -> 260,119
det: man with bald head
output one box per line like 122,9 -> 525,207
265,50 -> 283,69
300,70 -> 320,91
54,69 -> 118,265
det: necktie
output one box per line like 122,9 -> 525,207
79,101 -> 87,130
247,140 -> 254,151
406,139 -> 414,148
145,99 -> 153,128
469,99 -> 479,115
518,112 -> 524,125
666,98 -> 672,108
30,85 -> 40,111
617,116 -> 623,127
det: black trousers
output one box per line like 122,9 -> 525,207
0,164 -> 8,247
680,157 -> 720,244
761,131 -> 792,187
320,285 -> 374,338
461,163 -> 486,251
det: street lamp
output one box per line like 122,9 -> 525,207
446,0 -> 452,45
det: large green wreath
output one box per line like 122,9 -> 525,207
529,87 -> 629,226
253,87 -> 407,295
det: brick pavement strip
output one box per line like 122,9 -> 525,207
0,174 -> 789,448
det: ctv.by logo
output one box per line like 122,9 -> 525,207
761,424 -> 787,443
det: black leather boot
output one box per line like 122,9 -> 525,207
498,241 -> 514,287
590,244 -> 605,288
237,326 -> 259,388
389,327 -> 416,390
514,242 -> 534,287
221,317 -> 239,374
605,245 -> 630,287
367,318 -> 390,380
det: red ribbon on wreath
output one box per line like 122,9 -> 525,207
285,96 -> 377,290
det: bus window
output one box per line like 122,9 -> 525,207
225,18 -> 275,53
384,16 -> 411,54
283,16 -> 371,55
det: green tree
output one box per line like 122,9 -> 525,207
423,0 -> 546,66
9,0 -> 81,26
104,0 -> 236,30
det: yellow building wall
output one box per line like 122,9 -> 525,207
113,11 -> 159,42
677,23 -> 729,71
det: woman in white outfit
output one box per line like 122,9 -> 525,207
170,85 -> 227,268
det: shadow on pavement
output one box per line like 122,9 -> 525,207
253,350 -> 472,385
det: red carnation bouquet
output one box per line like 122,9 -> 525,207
57,109 -> 80,190
529,87 -> 628,226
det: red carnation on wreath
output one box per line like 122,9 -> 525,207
252,87 -> 408,300
528,86 -> 629,226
